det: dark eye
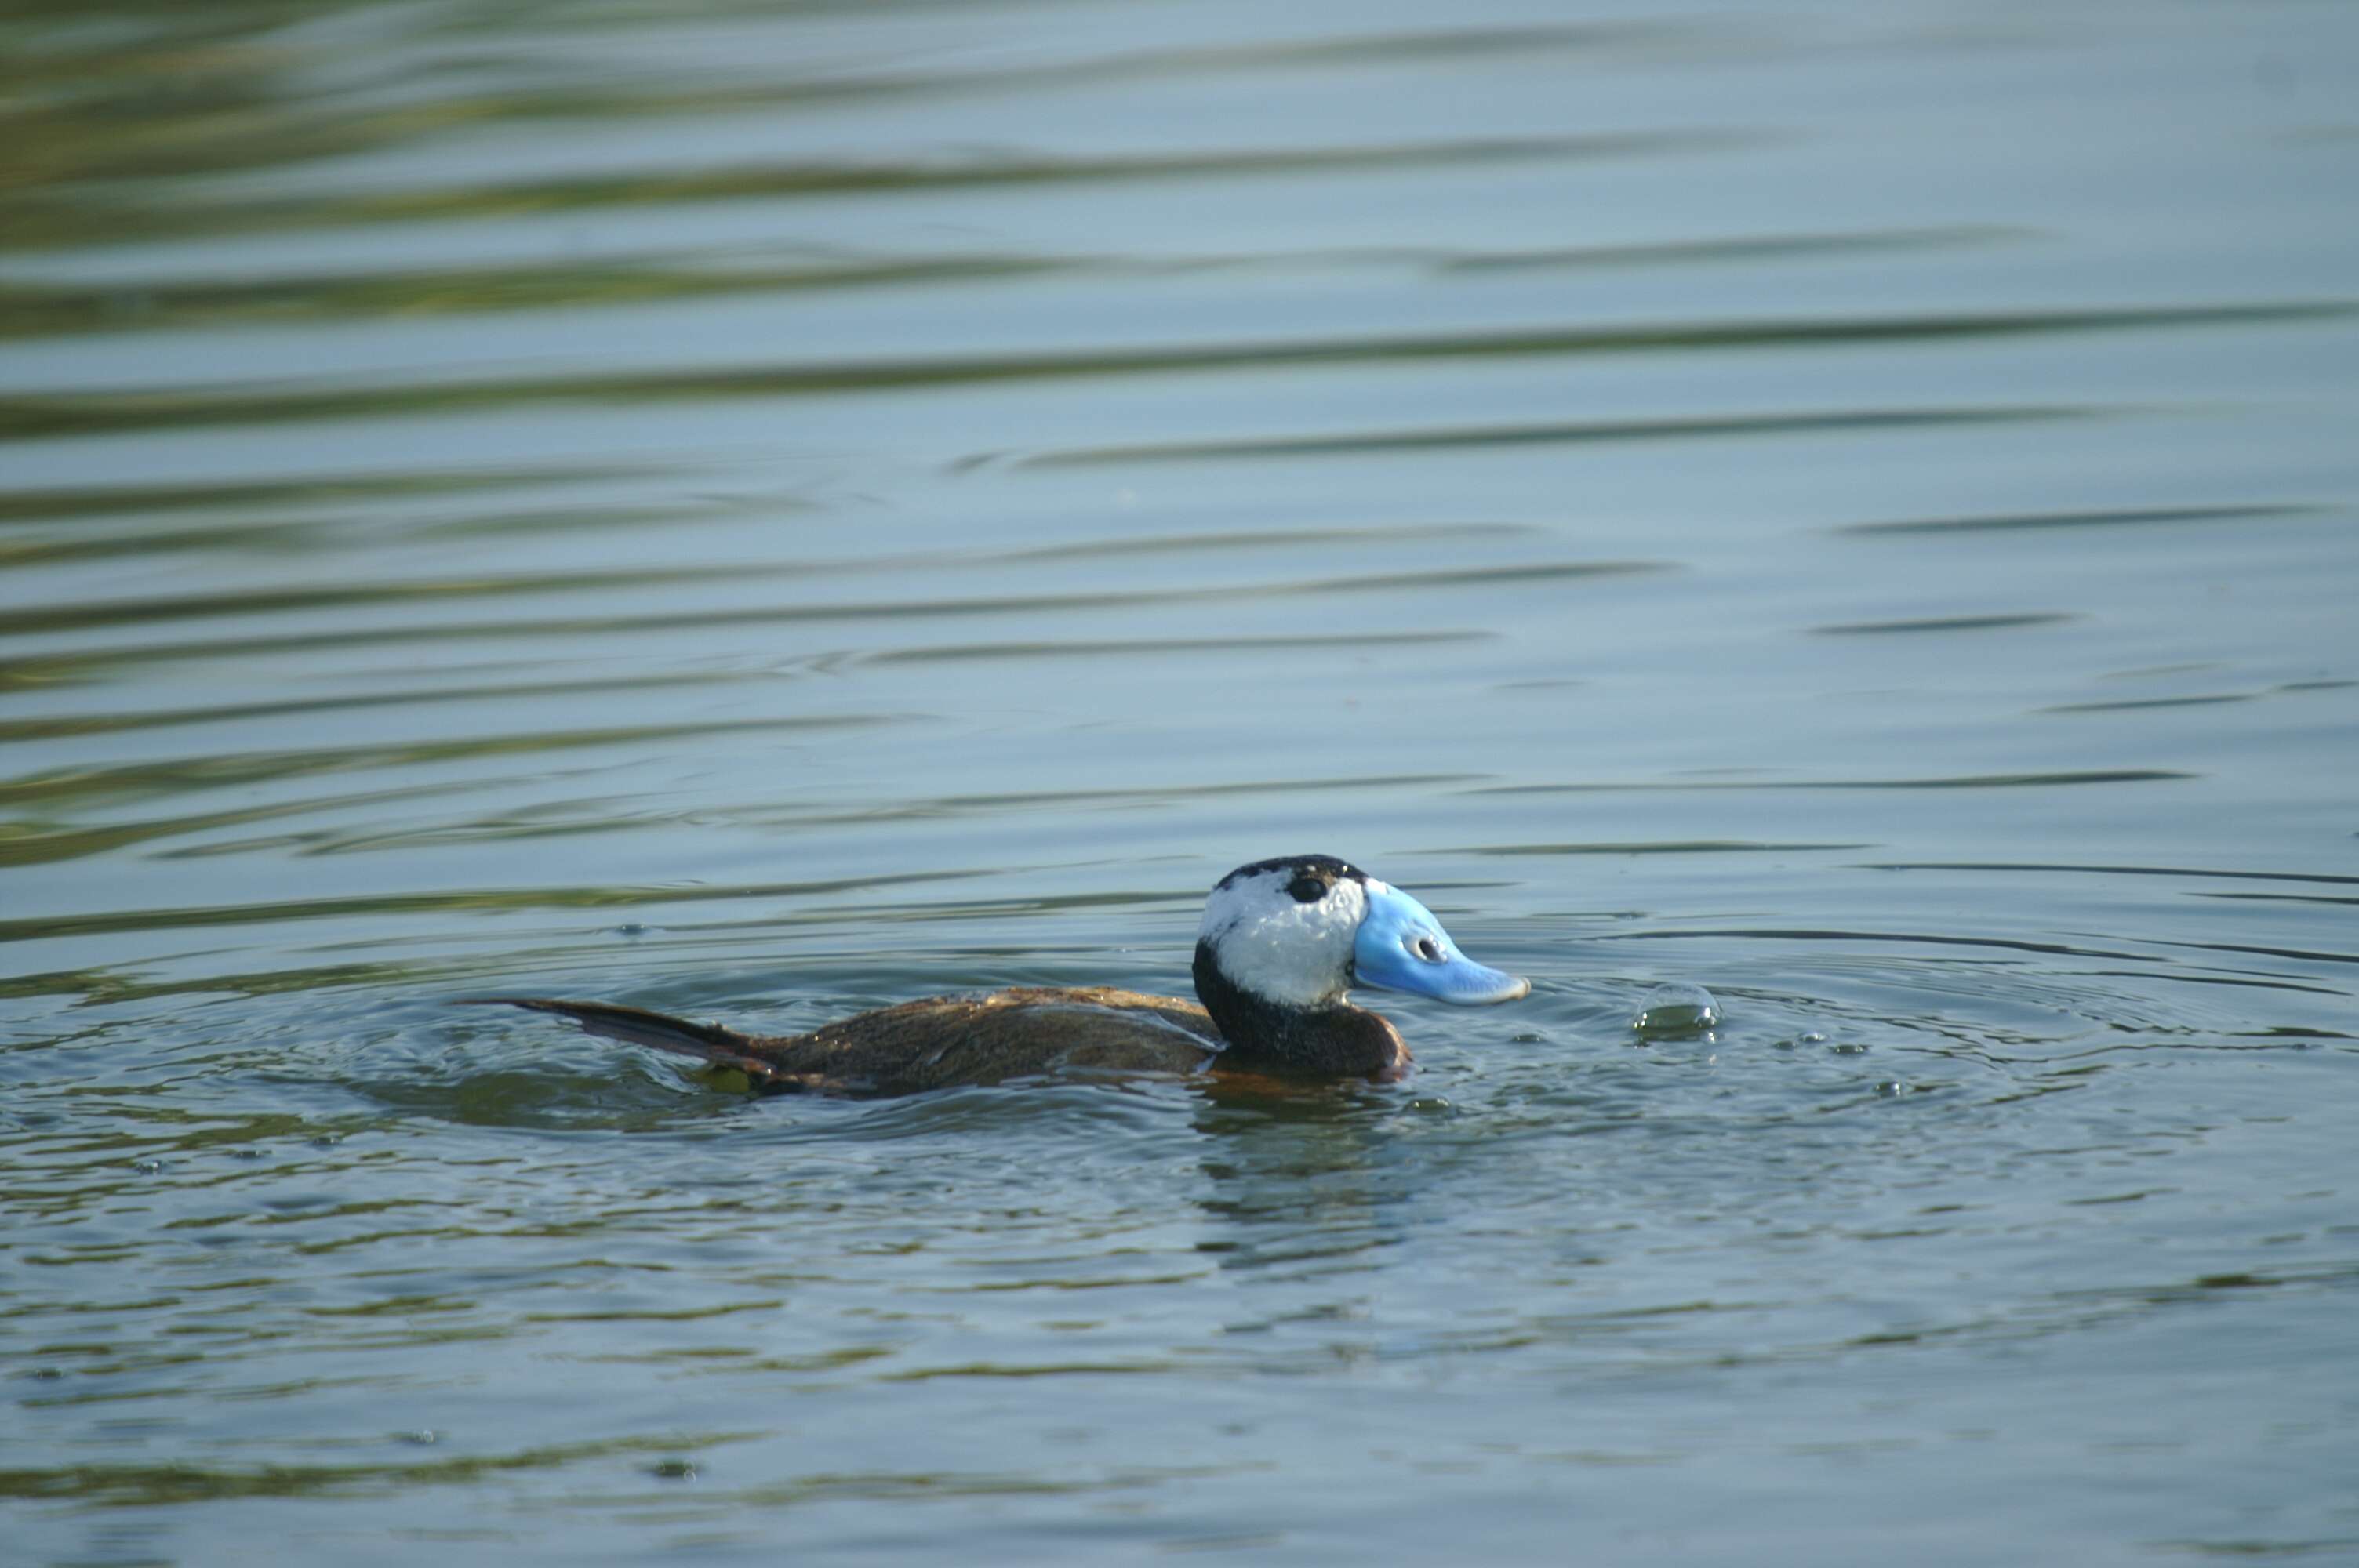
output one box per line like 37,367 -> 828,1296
1286,874 -> 1327,903
1414,936 -> 1443,962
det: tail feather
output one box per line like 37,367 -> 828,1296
463,996 -> 794,1087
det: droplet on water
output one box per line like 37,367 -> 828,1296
1630,982 -> 1721,1037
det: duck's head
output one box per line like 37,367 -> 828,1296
1190,854 -> 1528,1080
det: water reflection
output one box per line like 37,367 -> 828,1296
1191,1084 -> 1408,1279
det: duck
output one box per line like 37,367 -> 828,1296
473,855 -> 1527,1095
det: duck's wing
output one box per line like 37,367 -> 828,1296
753,986 -> 1220,1094
469,987 -> 1220,1096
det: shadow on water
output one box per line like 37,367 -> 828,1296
0,227 -> 2021,343
15,306 -> 2343,444
0,1432 -> 764,1508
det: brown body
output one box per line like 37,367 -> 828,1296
488,986 -> 1238,1097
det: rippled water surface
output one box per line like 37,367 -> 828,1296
5,2 -> 2358,1562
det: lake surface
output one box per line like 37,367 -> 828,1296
5,1 -> 2357,1562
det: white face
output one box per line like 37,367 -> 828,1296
1197,866 -> 1369,1007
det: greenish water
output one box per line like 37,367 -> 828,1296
4,2 -> 2357,1562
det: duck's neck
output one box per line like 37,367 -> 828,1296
1191,942 -> 1408,1080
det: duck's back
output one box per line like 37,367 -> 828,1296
776,986 -> 1221,1093
493,987 -> 1222,1095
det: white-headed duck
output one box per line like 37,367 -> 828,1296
475,855 -> 1526,1094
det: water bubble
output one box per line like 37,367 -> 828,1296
1630,982 -> 1721,1038
1875,1080 -> 1906,1097
1799,1031 -> 1829,1045
649,1457 -> 698,1481
130,1159 -> 164,1174
398,1429 -> 442,1446
1830,1041 -> 1870,1056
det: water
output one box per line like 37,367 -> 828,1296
5,1 -> 2357,1561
